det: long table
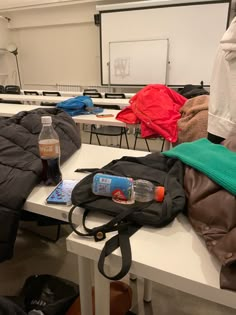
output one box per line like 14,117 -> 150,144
0,94 -> 130,108
0,103 -> 171,151
0,103 -> 128,128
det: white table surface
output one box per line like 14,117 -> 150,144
0,94 -> 130,108
0,104 -> 128,128
0,103 -> 52,117
67,211 -> 236,315
73,109 -> 127,127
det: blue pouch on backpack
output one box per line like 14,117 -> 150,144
57,96 -> 103,116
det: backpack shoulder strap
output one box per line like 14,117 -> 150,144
98,223 -> 141,280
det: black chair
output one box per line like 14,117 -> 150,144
83,91 -> 102,99
104,93 -> 126,99
42,91 -> 61,96
24,90 -> 40,105
83,88 -> 98,93
41,91 -> 61,106
4,85 -> 22,104
24,90 -> 39,95
83,92 -> 129,148
0,85 -> 5,94
5,85 -> 21,94
133,130 -> 165,152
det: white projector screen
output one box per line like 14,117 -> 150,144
99,1 -> 230,86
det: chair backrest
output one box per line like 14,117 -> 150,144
105,93 -> 126,99
83,91 -> 102,98
102,105 -> 120,110
83,88 -> 98,93
42,91 -> 61,96
5,85 -> 21,94
24,90 -> 39,95
0,85 -> 5,94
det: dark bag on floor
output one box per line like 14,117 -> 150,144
20,274 -> 79,315
66,281 -> 132,315
69,152 -> 186,280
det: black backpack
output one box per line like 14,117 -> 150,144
69,152 -> 186,280
178,83 -> 209,99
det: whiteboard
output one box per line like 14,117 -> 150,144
109,39 -> 168,85
99,1 -> 230,86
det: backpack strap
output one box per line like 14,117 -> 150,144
68,203 -> 142,240
68,205 -> 142,280
98,223 -> 141,280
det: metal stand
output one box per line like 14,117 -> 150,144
14,53 -> 22,89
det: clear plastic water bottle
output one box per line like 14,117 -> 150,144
38,116 -> 62,186
133,179 -> 165,202
92,174 -> 165,203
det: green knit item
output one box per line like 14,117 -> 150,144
162,138 -> 236,195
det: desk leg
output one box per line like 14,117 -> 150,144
143,279 -> 152,302
78,256 -> 93,315
94,262 -> 110,315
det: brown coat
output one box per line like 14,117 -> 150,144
184,136 -> 236,290
175,95 -> 209,145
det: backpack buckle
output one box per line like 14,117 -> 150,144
94,231 -> 106,242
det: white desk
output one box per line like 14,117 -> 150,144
66,212 -> 236,315
0,104 -> 127,128
0,103 -> 52,117
0,94 -> 130,108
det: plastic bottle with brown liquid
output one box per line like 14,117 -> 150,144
38,116 -> 62,186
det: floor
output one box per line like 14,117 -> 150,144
0,129 -> 235,314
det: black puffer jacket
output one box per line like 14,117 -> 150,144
0,108 -> 81,262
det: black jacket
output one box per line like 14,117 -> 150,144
0,108 -> 81,262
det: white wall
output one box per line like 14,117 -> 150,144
0,0 -> 234,90
0,2 -> 101,89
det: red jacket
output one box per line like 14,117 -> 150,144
116,85 -> 186,142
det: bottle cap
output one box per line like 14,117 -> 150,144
154,186 -> 165,202
41,116 -> 52,124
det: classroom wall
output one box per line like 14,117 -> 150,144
0,0 -> 235,90
1,2 -> 100,89
0,0 -> 141,91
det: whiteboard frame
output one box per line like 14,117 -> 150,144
108,39 -> 169,86
99,0 -> 231,87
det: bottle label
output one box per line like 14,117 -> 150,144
39,139 -> 60,159
92,174 -> 134,203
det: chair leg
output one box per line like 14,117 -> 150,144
160,139 -> 165,152
96,134 -> 101,145
124,129 -> 129,149
144,139 -> 150,152
89,127 -> 93,144
133,134 -> 138,150
119,134 -> 123,148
